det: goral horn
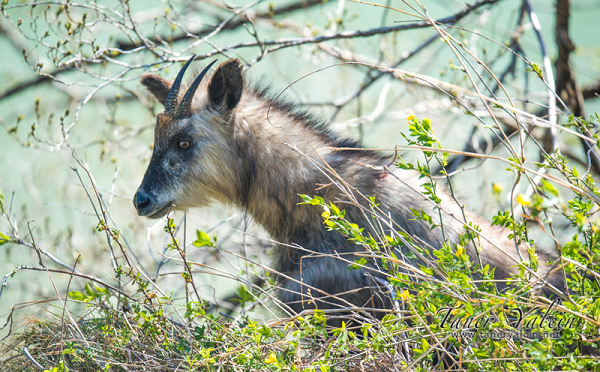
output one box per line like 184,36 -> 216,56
174,59 -> 218,119
164,55 -> 196,115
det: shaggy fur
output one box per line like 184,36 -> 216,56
134,59 -> 563,325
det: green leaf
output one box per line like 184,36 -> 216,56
419,265 -> 434,276
348,257 -> 367,271
526,62 -> 543,78
68,291 -> 86,301
84,282 -> 94,297
388,277 -> 402,287
0,188 -> 4,212
329,202 -> 340,216
299,194 -> 324,205
95,285 -> 109,295
465,301 -> 474,316
0,231 -> 10,246
193,230 -> 215,247
473,348 -> 488,358
360,323 -> 372,334
164,218 -> 176,233
235,285 -> 253,302
541,178 -> 559,197
395,157 -> 415,170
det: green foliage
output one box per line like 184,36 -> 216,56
410,207 -> 437,229
192,229 -> 216,247
299,111 -> 600,371
527,62 -> 544,78
68,282 -> 109,303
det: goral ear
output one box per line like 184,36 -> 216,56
141,74 -> 174,106
208,59 -> 244,112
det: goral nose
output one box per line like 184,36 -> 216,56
133,189 -> 152,214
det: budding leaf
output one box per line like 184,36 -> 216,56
0,231 -> 10,245
193,230 -> 215,247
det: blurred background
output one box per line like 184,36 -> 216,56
0,0 -> 599,337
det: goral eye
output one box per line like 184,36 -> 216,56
179,141 -> 190,149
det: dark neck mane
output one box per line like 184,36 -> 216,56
230,87 -> 387,245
